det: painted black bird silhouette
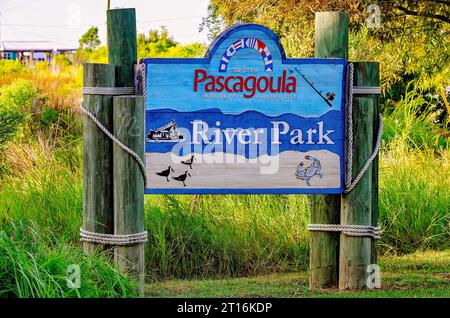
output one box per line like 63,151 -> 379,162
172,171 -> 191,186
181,155 -> 196,169
155,166 -> 175,182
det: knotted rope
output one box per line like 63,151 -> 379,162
80,86 -> 147,246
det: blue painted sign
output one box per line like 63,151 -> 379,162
142,24 -> 347,194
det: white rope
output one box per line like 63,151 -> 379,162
80,104 -> 148,188
353,86 -> 382,95
80,228 -> 148,245
310,63 -> 383,240
81,83 -> 147,246
346,63 -> 354,188
307,224 -> 381,240
344,63 -> 383,194
83,87 -> 135,95
141,63 -> 147,102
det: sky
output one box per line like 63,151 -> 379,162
0,0 -> 210,47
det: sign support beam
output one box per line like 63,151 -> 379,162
107,8 -> 145,296
339,62 -> 379,289
309,11 -> 349,289
82,63 -> 115,255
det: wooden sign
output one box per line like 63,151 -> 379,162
142,24 -> 347,194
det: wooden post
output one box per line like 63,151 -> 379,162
107,8 -> 137,87
113,96 -> 145,296
339,62 -> 378,289
82,63 -> 115,254
107,8 -> 144,295
309,11 -> 348,289
371,71 -> 380,265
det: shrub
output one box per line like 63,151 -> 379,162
0,60 -> 26,77
40,106 -> 58,128
0,110 -> 24,148
0,79 -> 37,113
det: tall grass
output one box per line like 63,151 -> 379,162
0,139 -> 136,297
145,194 -> 310,279
379,144 -> 449,253
0,222 -> 136,298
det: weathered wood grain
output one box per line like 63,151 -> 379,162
309,11 -> 348,289
107,8 -> 144,296
371,65 -> 380,265
107,8 -> 137,87
82,63 -> 115,255
339,62 -> 378,290
113,96 -> 145,296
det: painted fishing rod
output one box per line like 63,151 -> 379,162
291,67 -> 334,107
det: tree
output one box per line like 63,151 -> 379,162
137,27 -> 178,59
79,27 -> 101,51
205,0 -> 449,89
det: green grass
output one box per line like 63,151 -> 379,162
0,222 -> 137,298
0,142 -> 137,298
145,250 -> 450,298
144,194 -> 310,279
379,147 -> 450,253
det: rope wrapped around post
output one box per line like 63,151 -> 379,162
307,224 -> 381,240
345,63 -> 383,194
308,62 -> 383,239
80,85 -> 148,246
80,228 -> 148,245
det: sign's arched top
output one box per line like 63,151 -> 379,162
204,24 -> 285,73
205,24 -> 287,60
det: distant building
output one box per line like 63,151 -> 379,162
0,41 -> 76,62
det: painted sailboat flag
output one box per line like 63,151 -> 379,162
142,24 -> 347,194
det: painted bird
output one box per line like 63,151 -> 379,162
172,171 -> 191,186
181,155 -> 196,169
155,166 -> 175,182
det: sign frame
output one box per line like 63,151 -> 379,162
141,24 -> 348,195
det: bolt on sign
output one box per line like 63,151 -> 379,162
141,24 -> 347,194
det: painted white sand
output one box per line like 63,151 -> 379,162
145,150 -> 340,189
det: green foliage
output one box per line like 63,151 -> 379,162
199,3 -> 226,41
0,110 -> 23,149
40,106 -> 58,128
75,28 -> 206,64
88,46 -> 108,63
79,26 -> 101,51
0,79 -> 37,113
382,85 -> 449,150
209,0 -> 450,90
138,27 -> 177,59
0,60 -> 26,77
0,79 -> 37,149
52,54 -> 71,67
153,43 -> 206,58
137,27 -> 206,60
